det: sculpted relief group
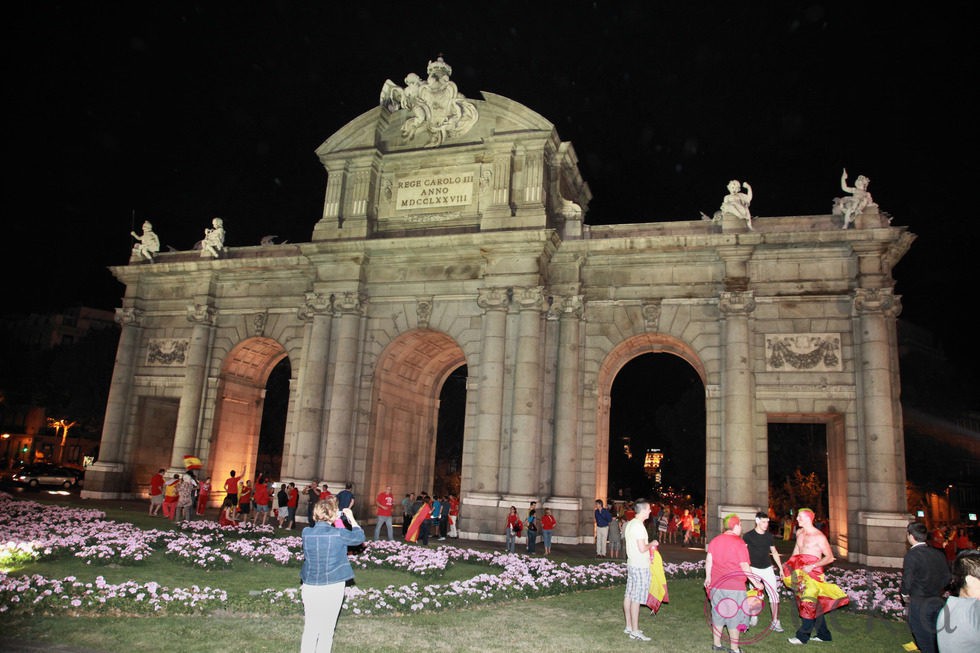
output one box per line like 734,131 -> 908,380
85,57 -> 914,568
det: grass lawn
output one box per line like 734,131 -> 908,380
0,494 -> 914,653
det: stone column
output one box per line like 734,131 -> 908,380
717,290 -> 757,521
471,287 -> 510,494
507,286 -> 544,497
854,287 -> 908,565
287,292 -> 333,480
551,295 -> 583,498
320,291 -> 364,484
81,307 -> 142,499
169,303 -> 216,470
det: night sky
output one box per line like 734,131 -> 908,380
7,2 -> 978,377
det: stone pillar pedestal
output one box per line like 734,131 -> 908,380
507,287 -> 543,496
169,304 -> 215,469
552,295 -> 583,498
718,290 -> 756,515
81,307 -> 142,499
471,288 -> 510,494
321,292 -> 364,482
288,294 -> 333,480
855,511 -> 909,568
80,462 -> 128,500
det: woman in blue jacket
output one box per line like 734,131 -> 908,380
300,495 -> 365,652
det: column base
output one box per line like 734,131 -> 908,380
853,511 -> 909,568
79,461 -> 127,500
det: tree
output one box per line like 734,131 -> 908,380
770,468 -> 827,519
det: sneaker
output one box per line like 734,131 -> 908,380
629,630 -> 651,642
623,628 -> 633,636
438,537 -> 446,541
772,621 -> 784,633
788,637 -> 805,645
711,646 -> 729,652
811,637 -> 827,643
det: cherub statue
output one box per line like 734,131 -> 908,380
832,168 -> 875,229
130,220 -> 161,262
201,217 -> 225,258
719,179 -> 753,229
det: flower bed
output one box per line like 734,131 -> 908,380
0,493 -> 907,620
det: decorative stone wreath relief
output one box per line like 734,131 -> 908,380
146,338 -> 190,366
765,333 -> 842,372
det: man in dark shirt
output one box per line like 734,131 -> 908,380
743,511 -> 784,632
901,522 -> 951,653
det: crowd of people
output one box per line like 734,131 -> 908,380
149,467 -> 301,528
144,470 -> 980,652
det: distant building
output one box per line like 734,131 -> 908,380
0,306 -> 115,350
0,306 -> 114,468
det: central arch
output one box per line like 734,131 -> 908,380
366,329 -> 467,499
596,333 -> 707,505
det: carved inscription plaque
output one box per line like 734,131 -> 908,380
396,170 -> 475,211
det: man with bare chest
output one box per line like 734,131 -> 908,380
785,509 -> 849,645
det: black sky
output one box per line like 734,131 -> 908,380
7,1 -> 978,372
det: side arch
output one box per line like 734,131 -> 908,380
595,333 -> 707,503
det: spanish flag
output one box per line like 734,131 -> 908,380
183,455 -> 202,470
645,547 -> 669,614
405,502 -> 432,543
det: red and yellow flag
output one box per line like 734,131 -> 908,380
183,455 -> 202,470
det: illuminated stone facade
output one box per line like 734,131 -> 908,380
83,62 -> 915,566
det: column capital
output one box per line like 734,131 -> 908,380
546,294 -> 583,320
718,291 -> 756,316
853,287 -> 901,317
186,303 -> 216,325
332,290 -> 367,316
114,306 -> 144,327
514,286 -> 545,311
298,291 -> 333,320
477,287 -> 511,311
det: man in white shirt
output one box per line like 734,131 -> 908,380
623,498 -> 657,642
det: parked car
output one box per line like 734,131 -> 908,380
6,463 -> 84,489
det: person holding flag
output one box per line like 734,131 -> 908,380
783,508 -> 849,645
623,498 -> 658,642
405,493 -> 432,545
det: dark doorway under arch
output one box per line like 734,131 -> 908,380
255,357 -> 290,480
433,364 -> 466,498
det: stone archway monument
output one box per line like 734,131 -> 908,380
83,57 -> 914,567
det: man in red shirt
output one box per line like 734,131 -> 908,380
286,481 -> 299,529
252,479 -> 271,526
374,485 -> 394,540
705,514 -> 762,652
448,494 -> 460,538
148,468 -> 165,516
223,470 -> 239,506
